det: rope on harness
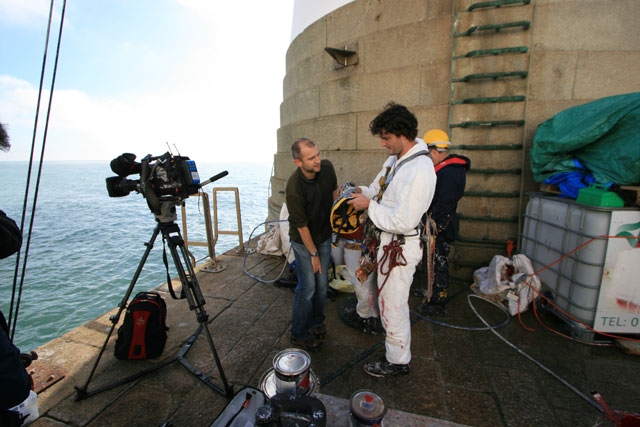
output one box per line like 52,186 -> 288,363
376,239 -> 407,296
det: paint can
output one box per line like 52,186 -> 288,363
259,348 -> 317,398
349,390 -> 386,426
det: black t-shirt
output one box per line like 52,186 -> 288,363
285,159 -> 337,245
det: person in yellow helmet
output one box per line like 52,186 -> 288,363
416,129 -> 470,316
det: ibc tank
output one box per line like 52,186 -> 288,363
521,193 -> 639,328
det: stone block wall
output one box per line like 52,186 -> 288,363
270,0 -> 640,280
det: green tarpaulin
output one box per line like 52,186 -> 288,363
530,92 -> 640,185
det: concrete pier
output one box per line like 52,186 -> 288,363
27,248 -> 639,426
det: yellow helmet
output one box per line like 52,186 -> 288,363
331,183 -> 364,235
423,129 -> 451,149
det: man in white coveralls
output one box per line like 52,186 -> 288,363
348,103 -> 436,377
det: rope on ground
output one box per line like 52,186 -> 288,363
242,220 -> 290,284
410,292 -> 510,331
466,293 -> 604,414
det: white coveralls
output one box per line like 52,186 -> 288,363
359,140 -> 436,365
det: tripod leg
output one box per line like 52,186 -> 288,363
161,223 -> 234,397
75,225 -> 161,400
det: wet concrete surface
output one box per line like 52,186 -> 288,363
28,249 -> 640,426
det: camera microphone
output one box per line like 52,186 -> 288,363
200,171 -> 229,187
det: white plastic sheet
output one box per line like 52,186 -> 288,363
473,254 -> 541,315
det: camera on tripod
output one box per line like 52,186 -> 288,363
106,152 -> 202,222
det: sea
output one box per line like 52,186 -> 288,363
0,160 -> 273,351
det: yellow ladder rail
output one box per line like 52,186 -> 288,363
180,192 -> 228,273
212,187 -> 244,255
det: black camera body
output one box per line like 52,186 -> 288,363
106,152 -> 201,221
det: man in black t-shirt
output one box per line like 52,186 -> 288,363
285,138 -> 337,350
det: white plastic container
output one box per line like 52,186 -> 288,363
521,194 -> 640,332
344,245 -> 361,273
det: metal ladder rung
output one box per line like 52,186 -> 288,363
453,71 -> 528,82
464,191 -> 520,197
452,95 -> 525,104
449,120 -> 525,128
454,46 -> 528,59
454,21 -> 530,37
452,143 -> 522,150
468,168 -> 522,174
459,214 -> 520,223
468,0 -> 530,11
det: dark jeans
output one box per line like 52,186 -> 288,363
290,238 -> 331,341
432,237 -> 451,303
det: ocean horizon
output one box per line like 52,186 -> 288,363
0,159 -> 272,351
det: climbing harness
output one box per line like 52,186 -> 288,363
358,149 -> 431,293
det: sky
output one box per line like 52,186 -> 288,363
0,0 -> 294,163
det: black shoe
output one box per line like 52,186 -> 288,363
290,336 -> 321,351
417,301 -> 446,317
343,304 -> 365,324
310,324 -> 326,339
364,357 -> 409,378
362,317 -> 384,335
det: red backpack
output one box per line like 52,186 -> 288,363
114,292 -> 168,360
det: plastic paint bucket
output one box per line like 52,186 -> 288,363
344,244 -> 361,273
350,390 -> 386,426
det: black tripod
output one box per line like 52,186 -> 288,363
75,220 -> 234,400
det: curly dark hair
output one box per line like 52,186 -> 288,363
0,122 -> 9,152
369,102 -> 418,140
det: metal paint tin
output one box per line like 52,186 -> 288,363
349,390 -> 386,426
258,368 -> 318,399
259,348 -> 316,398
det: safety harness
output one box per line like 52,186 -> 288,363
358,149 -> 432,296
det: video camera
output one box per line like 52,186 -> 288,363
106,152 -> 227,222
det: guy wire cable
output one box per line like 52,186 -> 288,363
9,0 -> 67,341
243,220 -> 291,283
466,293 -> 604,414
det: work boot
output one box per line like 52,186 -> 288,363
343,304 -> 366,324
310,324 -> 326,340
364,357 -> 410,378
290,336 -> 321,351
417,301 -> 446,317
362,317 -> 384,336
